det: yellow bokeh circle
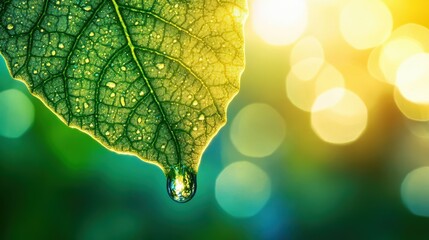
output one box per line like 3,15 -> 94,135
311,88 -> 368,144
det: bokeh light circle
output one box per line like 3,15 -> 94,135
401,167 -> 429,217
340,0 -> 392,50
311,88 -> 368,144
396,53 -> 429,104
251,0 -> 308,46
230,103 -> 286,158
287,62 -> 344,112
0,89 -> 35,138
290,36 -> 325,66
394,88 -> 429,121
215,161 -> 271,218
369,24 -> 429,84
379,37 -> 424,84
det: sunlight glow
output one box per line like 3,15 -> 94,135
396,53 -> 429,104
394,89 -> 429,121
340,0 -> 392,50
287,62 -> 344,112
252,0 -> 308,46
370,24 -> 429,84
380,38 -> 424,84
290,36 -> 325,66
401,167 -> 429,217
216,161 -> 271,218
230,103 -> 286,158
0,89 -> 35,138
311,88 -> 368,144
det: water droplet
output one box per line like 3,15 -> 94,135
137,117 -> 142,123
192,100 -> 198,106
156,63 -> 165,70
46,62 -> 51,67
121,66 -> 127,71
110,92 -> 116,98
7,24 -> 14,30
89,123 -> 94,128
166,166 -> 196,203
83,5 -> 92,11
89,31 -> 95,37
51,50 -> 56,56
106,81 -> 116,89
193,126 -> 198,131
198,114 -> 205,121
33,70 -> 38,74
120,96 -> 126,107
84,102 -> 89,108
139,91 -> 145,96
85,58 -> 90,63
105,131 -> 110,136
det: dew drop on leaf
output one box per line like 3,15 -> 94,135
106,81 -> 116,89
120,96 -> 126,107
156,63 -> 165,70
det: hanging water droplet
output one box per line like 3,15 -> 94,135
83,5 -> 92,11
89,31 -> 95,37
7,24 -> 14,30
166,165 -> 196,203
51,50 -> 56,56
83,102 -> 89,109
198,114 -> 205,121
58,43 -> 65,49
121,66 -> 127,71
137,117 -> 142,123
139,91 -> 145,96
85,58 -> 90,63
192,100 -> 198,106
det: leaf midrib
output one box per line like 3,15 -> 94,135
111,0 -> 182,167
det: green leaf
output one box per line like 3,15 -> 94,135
0,0 -> 246,202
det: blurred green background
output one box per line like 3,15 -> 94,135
2,0 -> 429,239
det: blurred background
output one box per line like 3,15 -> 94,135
2,0 -> 429,239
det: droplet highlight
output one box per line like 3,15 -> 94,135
166,165 -> 197,203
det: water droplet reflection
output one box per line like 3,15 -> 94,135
166,165 -> 196,203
